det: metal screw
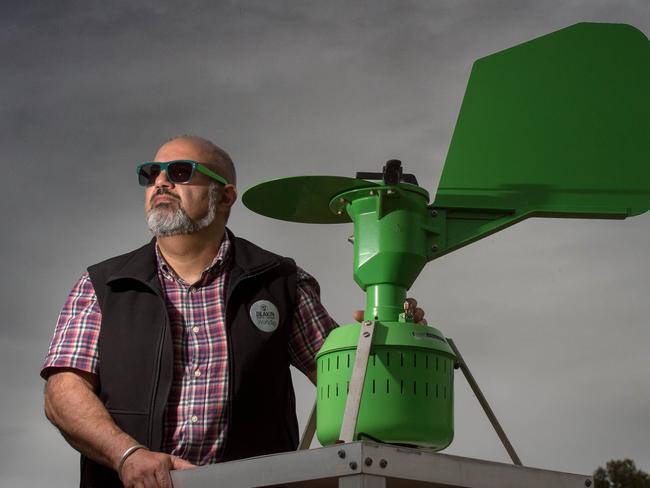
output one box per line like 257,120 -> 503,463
362,331 -> 370,338
430,209 -> 438,217
338,449 -> 346,459
364,457 -> 373,466
347,234 -> 354,244
337,210 -> 344,215
379,459 -> 388,468
387,189 -> 395,195
339,197 -> 348,204
362,320 -> 372,326
369,190 -> 376,196
585,480 -> 592,487
431,244 -> 439,252
349,461 -> 358,470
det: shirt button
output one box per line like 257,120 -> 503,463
192,326 -> 199,334
190,415 -> 198,423
194,369 -> 201,378
188,286 -> 196,293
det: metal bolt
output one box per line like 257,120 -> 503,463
338,449 -> 346,459
364,457 -> 373,466
363,320 -> 372,326
369,190 -> 376,196
430,209 -> 438,217
387,189 -> 395,195
339,197 -> 348,204
431,244 -> 439,252
585,480 -> 592,487
337,210 -> 344,215
362,331 -> 370,338
349,461 -> 358,470
379,459 -> 388,468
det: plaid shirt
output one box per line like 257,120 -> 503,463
42,233 -> 337,464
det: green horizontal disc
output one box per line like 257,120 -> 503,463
242,176 -> 378,223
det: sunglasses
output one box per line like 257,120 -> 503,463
136,160 -> 229,187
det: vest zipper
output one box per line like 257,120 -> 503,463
148,293 -> 168,449
219,262 -> 280,461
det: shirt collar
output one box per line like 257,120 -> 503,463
155,231 -> 232,284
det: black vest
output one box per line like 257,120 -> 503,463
81,231 -> 299,487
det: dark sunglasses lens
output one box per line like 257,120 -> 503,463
138,164 -> 161,186
168,162 -> 194,183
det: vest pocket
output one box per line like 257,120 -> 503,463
107,409 -> 149,446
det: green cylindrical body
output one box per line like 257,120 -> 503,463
317,183 -> 454,449
365,284 -> 406,322
316,321 -> 455,449
348,186 -> 431,290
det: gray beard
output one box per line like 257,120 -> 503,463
146,183 -> 218,237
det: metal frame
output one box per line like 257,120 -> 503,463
447,338 -> 522,466
339,320 -> 376,442
172,441 -> 591,488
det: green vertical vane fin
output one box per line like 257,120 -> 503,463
432,22 -> 650,255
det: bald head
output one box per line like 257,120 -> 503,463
163,135 -> 236,186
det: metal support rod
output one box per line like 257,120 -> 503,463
447,337 -> 523,466
339,321 -> 376,442
298,400 -> 317,450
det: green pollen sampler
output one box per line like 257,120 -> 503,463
243,22 -> 650,454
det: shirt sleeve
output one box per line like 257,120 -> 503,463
288,266 -> 338,375
40,271 -> 102,379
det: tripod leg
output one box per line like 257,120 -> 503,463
298,400 -> 317,450
447,337 -> 523,466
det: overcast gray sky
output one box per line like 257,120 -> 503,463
1,1 -> 649,486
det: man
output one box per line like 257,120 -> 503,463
42,135 -> 424,488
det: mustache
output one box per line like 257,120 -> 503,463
150,187 -> 181,205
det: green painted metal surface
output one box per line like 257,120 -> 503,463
316,321 -> 455,448
330,184 -> 435,320
432,22 -> 650,256
242,176 -> 377,224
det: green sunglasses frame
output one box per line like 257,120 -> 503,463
137,160 -> 229,186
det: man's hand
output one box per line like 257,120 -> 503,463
353,298 -> 427,324
119,449 -> 195,488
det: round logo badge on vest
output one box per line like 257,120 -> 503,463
249,300 -> 280,332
